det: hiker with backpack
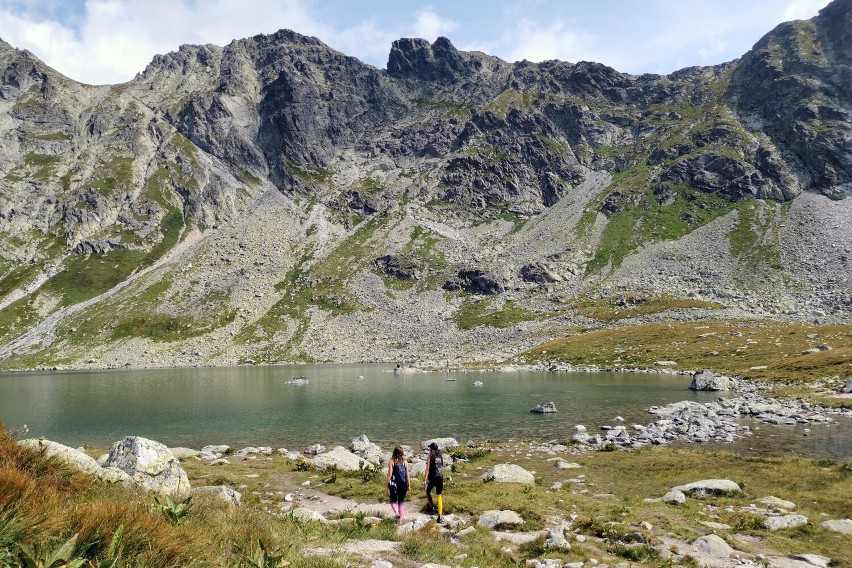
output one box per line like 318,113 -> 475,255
424,442 -> 445,523
387,446 -> 410,524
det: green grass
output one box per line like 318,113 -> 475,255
455,298 -> 538,331
484,89 -> 536,118
6,153 -> 62,182
29,131 -> 71,141
521,320 -> 852,390
535,134 -> 568,154
288,161 -> 333,185
355,176 -> 383,194
415,99 -> 471,120
85,156 -> 134,196
170,133 -> 198,160
498,211 -> 526,235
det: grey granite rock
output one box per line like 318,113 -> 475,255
106,436 -> 190,500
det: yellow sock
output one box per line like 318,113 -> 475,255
437,495 -> 443,516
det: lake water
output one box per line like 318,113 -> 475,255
1,364 -> 849,460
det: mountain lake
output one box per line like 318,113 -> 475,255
1,364 -> 849,460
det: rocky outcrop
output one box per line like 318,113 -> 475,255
727,0 -> 852,200
420,438 -> 459,451
373,255 -> 420,280
443,269 -> 503,295
0,1 -> 850,371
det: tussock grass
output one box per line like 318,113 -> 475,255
4,424 -> 850,566
522,320 -> 852,386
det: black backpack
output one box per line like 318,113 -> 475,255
431,453 -> 443,479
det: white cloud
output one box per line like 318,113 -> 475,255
503,18 -> 594,64
0,0 -> 335,84
412,7 -> 457,41
782,0 -> 830,21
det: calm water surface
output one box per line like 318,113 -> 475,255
1,364 -> 848,459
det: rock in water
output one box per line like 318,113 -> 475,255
690,370 -> 734,391
106,436 -> 190,500
530,402 -> 558,413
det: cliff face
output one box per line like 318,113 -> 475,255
0,1 -> 849,369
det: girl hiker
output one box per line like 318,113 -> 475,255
387,446 -> 410,524
424,442 -> 445,523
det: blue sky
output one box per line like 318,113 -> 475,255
0,0 -> 832,85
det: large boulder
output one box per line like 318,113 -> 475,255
757,496 -> 796,510
373,255 -> 420,280
764,514 -> 808,531
169,447 -> 201,459
349,435 -> 384,465
691,534 -> 734,558
19,439 -> 102,476
442,269 -> 502,295
480,463 -> 535,484
408,458 -> 426,478
310,446 -> 373,472
671,479 -> 741,496
19,439 -> 132,485
689,370 -> 734,391
106,436 -> 190,500
820,518 -> 852,534
477,510 -> 525,528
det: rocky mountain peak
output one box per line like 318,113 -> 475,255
387,36 -> 482,82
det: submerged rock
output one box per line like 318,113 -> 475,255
530,402 -> 558,413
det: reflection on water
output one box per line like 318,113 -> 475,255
1,364 -> 849,460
